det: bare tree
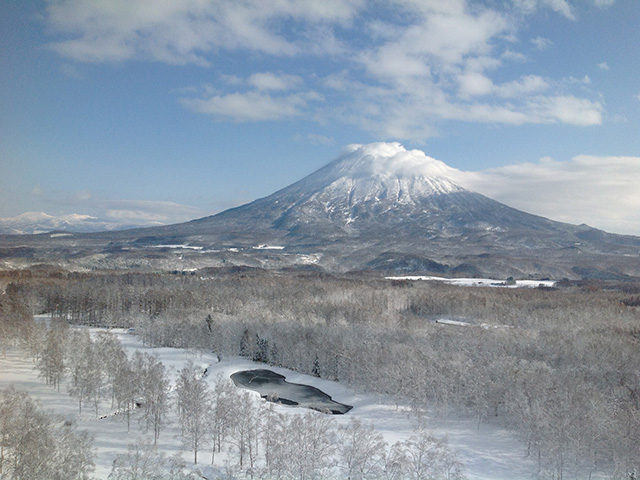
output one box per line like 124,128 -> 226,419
387,429 -> 465,480
94,330 -> 127,408
209,374 -> 235,465
227,388 -> 260,472
259,402 -> 284,477
265,411 -> 335,480
175,360 -> 211,463
36,322 -> 67,391
108,438 -> 165,480
134,352 -> 170,443
0,387 -> 95,480
66,329 -> 100,415
337,417 -> 387,480
111,353 -> 137,431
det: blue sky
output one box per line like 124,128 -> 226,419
1,0 -> 640,235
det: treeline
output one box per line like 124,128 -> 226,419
2,268 -> 640,478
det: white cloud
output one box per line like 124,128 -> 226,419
1,191 -> 208,231
74,190 -> 92,201
59,63 -> 84,79
100,199 -> 206,225
597,62 -> 610,70
501,50 -> 527,62
526,95 -> 603,125
45,0 -> 363,64
360,6 -> 510,79
248,72 -> 303,91
458,71 -> 495,98
181,90 -> 321,122
458,155 -> 640,235
531,36 -> 554,50
458,73 -> 550,99
513,0 -> 575,20
495,75 -> 549,97
541,0 -> 575,19
336,2 -> 603,138
179,71 -> 319,122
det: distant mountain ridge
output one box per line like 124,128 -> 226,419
2,143 -> 640,279
0,212 -> 146,235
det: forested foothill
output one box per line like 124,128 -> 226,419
1,266 -> 640,479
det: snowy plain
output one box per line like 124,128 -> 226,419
385,276 -> 556,289
0,318 -> 540,479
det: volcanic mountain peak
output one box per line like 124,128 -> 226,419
335,142 -> 458,180
291,142 -> 466,205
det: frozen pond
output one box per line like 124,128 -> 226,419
231,369 -> 352,414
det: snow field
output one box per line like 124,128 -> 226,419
385,276 -> 556,288
0,323 -> 539,479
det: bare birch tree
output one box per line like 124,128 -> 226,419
175,360 -> 211,464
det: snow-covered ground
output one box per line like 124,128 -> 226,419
0,323 -> 538,479
386,276 -> 556,288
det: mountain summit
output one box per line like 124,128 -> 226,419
265,143 -> 467,229
3,143 -> 640,279
294,142 -> 465,198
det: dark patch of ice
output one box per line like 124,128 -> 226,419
230,369 -> 352,414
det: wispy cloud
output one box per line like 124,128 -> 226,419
181,90 -> 322,122
531,36 -> 554,50
44,0 -> 362,64
59,63 -> 84,79
102,199 -> 205,225
513,0 -> 575,20
294,133 -> 336,146
248,72 -> 303,91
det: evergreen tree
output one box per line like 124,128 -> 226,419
253,334 -> 269,363
312,354 -> 321,378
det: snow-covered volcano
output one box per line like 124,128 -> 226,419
194,142 -> 557,240
271,143 -> 468,226
4,142 -> 640,279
